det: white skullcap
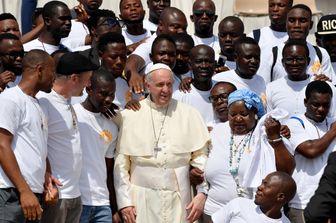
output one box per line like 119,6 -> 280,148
146,63 -> 172,75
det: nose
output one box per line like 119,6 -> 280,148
273,5 -> 279,12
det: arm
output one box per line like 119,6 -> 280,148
0,128 -> 42,221
265,117 -> 295,175
124,54 -> 145,93
20,23 -> 44,44
113,153 -> 136,223
296,121 -> 336,159
0,71 -> 16,92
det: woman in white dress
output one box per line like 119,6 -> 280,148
203,89 -> 295,221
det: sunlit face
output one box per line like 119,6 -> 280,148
255,174 -> 282,207
0,39 -> 24,75
100,42 -> 127,78
286,8 -> 312,40
0,19 -> 21,37
146,68 -> 173,107
189,46 -> 215,82
47,5 -> 72,39
191,0 -> 217,35
235,43 -> 260,79
282,44 -> 309,81
88,79 -> 116,113
120,0 -> 145,24
268,0 -> 292,26
304,92 -> 331,123
158,12 -> 187,35
210,83 -> 236,122
228,100 -> 257,135
150,39 -> 176,69
147,0 -> 170,21
72,70 -> 93,96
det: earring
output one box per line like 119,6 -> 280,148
255,114 -> 258,120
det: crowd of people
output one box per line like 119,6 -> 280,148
0,0 -> 336,222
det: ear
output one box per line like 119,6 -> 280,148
304,98 -> 308,108
157,21 -> 164,34
37,64 -> 43,80
190,15 -> 194,22
86,84 -> 93,95
119,14 -> 123,20
44,16 -> 51,26
277,192 -> 285,202
309,21 -> 313,30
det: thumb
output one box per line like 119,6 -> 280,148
186,201 -> 193,210
51,176 -> 63,186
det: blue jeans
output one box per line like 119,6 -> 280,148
80,205 -> 112,223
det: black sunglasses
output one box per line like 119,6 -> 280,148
193,10 -> 215,17
97,17 -> 123,28
1,51 -> 24,60
208,93 -> 229,103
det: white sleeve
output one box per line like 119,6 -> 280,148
132,40 -> 152,66
286,118 -> 310,151
211,200 -> 236,223
265,84 -> 274,112
0,98 -> 21,135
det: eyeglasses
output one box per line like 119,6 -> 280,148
97,18 -> 123,28
1,51 -> 24,60
283,57 -> 306,65
193,10 -> 215,17
209,93 -> 229,103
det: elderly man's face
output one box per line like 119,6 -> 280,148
146,69 -> 173,107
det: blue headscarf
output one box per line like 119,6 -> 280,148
228,89 -> 265,118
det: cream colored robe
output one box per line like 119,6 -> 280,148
114,98 -> 210,223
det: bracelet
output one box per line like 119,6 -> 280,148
267,136 -> 282,143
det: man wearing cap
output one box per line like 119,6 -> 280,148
114,63 -> 210,223
316,14 -> 336,73
37,52 -> 99,223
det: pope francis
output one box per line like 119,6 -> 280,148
114,63 -> 210,223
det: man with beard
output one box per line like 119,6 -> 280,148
190,0 -> 219,53
119,0 -> 151,53
0,50 -> 56,223
143,0 -> 170,34
0,33 -> 24,91
24,1 -> 72,54
315,14 -> 336,73
210,171 -> 296,223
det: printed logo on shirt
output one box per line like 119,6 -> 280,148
100,130 -> 112,144
311,61 -> 321,74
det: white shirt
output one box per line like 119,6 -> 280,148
122,28 -> 151,46
248,27 -> 288,84
74,103 -> 118,206
266,76 -> 310,116
173,83 -> 214,126
286,114 -> 336,209
212,69 -> 266,98
192,34 -> 221,57
38,90 -> 82,199
0,86 -> 48,193
24,38 -> 66,54
204,122 -> 253,215
132,33 -> 157,68
143,19 -> 157,34
212,197 -> 290,223
61,20 -> 88,50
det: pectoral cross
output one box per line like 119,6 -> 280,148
154,146 -> 162,158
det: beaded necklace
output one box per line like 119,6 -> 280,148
229,132 -> 252,176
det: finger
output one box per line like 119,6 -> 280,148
26,207 -> 32,220
51,176 -> 63,186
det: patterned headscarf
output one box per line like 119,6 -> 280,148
228,89 -> 265,118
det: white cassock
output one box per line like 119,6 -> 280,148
114,98 -> 210,223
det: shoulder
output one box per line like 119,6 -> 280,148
212,70 -> 236,82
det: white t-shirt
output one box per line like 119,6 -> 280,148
61,20 -> 88,50
114,76 -> 132,110
132,33 -> 157,68
24,38 -> 66,54
38,90 -> 82,199
122,28 -> 151,46
286,114 -> 336,209
173,83 -> 214,126
266,76 -> 310,115
212,69 -> 266,98
204,122 -> 254,215
212,197 -> 290,223
74,103 -> 118,206
192,34 -> 221,57
261,42 -> 336,83
248,27 -> 288,84
217,55 -> 236,70
143,19 -> 157,34
0,86 -> 48,193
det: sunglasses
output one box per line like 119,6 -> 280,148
208,93 -> 229,103
193,10 -> 215,17
1,51 -> 24,60
97,18 -> 123,28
